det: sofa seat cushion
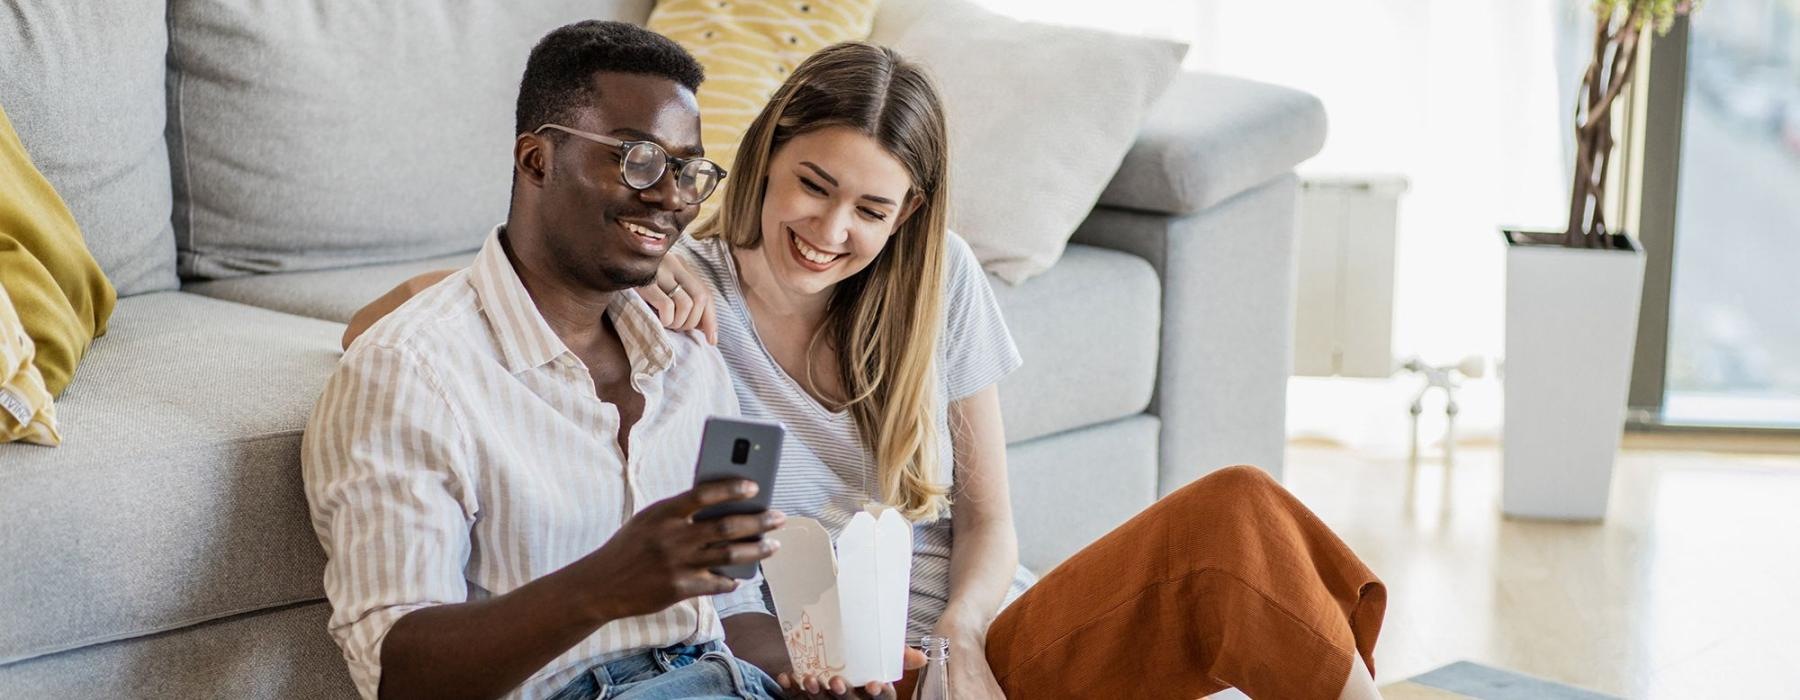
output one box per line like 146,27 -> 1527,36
183,250 -> 478,324
0,292 -> 341,665
992,244 -> 1159,443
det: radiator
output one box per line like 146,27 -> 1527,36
1292,175 -> 1408,378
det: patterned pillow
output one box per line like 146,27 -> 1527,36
0,283 -> 60,446
647,0 -> 879,221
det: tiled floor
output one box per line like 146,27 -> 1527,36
1281,436 -> 1800,698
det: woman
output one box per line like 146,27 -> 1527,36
347,43 -> 1385,700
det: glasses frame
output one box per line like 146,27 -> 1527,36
533,123 -> 727,205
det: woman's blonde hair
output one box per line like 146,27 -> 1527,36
693,42 -> 952,521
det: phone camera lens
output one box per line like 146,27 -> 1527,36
731,438 -> 751,465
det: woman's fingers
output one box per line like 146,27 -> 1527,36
779,673 -> 821,699
696,288 -> 719,344
902,646 -> 926,670
668,250 -> 708,298
781,670 -> 884,699
654,263 -> 679,290
638,283 -> 676,326
669,288 -> 696,330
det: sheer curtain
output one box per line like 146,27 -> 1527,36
969,0 -> 1572,453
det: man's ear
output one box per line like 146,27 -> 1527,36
515,132 -> 550,188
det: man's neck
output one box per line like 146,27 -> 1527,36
500,226 -> 616,350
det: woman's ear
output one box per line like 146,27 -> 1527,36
893,191 -> 926,230
515,132 -> 550,188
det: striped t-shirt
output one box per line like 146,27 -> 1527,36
301,227 -> 740,700
684,232 -> 1034,637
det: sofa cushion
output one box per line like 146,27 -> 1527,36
184,250 -> 478,324
0,0 -> 179,296
0,292 -> 341,665
0,601 -> 355,699
166,0 -> 653,279
1097,72 -> 1328,216
647,0 -> 879,224
992,244 -> 1159,443
1007,415 -> 1159,573
870,0 -> 1186,284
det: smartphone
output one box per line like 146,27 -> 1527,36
691,416 -> 784,579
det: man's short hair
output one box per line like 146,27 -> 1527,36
514,21 -> 705,137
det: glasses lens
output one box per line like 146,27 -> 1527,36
621,142 -> 666,189
679,161 -> 724,204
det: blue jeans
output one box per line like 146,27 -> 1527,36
545,641 -> 783,700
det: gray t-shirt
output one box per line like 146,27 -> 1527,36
689,233 -> 1033,637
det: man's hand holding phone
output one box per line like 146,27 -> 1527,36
575,479 -> 785,623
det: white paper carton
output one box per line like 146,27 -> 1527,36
761,506 -> 912,685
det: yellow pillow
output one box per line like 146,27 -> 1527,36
1,283 -> 61,446
648,0 -> 880,221
0,100 -> 116,398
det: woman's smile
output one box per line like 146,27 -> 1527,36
787,226 -> 846,271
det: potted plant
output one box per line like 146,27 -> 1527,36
1501,0 -> 1698,521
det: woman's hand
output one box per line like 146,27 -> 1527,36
636,251 -> 717,344
776,672 -> 894,700
935,621 -> 1006,700
776,647 -> 926,700
343,269 -> 457,350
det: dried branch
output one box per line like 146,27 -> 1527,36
1563,0 -> 1692,247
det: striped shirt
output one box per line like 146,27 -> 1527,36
301,226 -> 740,700
683,233 -> 1035,638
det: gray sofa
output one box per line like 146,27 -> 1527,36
0,1 -> 1323,696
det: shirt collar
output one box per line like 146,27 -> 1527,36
470,225 -> 677,377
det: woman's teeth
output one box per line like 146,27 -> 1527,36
624,221 -> 665,240
792,234 -> 840,264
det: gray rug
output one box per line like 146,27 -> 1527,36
1387,661 -> 1621,700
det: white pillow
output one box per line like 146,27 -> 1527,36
872,0 -> 1187,284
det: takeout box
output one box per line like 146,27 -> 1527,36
761,506 -> 913,685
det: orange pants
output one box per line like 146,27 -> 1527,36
898,465 -> 1386,699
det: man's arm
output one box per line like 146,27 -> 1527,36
302,343 -> 782,700
378,482 -> 784,700
721,612 -> 794,681
377,560 -> 622,700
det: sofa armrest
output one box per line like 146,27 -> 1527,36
1098,72 -> 1327,216
1072,175 -> 1301,493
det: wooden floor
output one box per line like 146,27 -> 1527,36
1281,436 -> 1800,698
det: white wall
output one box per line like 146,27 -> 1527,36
971,0 -> 1577,453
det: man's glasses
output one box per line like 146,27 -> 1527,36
535,124 -> 726,205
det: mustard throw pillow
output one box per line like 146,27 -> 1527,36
1,283 -> 61,446
648,0 -> 880,221
0,100 -> 116,397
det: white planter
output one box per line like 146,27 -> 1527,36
1501,230 -> 1646,521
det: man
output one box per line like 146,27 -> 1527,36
302,21 -> 784,700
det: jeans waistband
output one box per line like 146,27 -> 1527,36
602,639 -> 728,681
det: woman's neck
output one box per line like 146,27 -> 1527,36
731,243 -> 832,327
